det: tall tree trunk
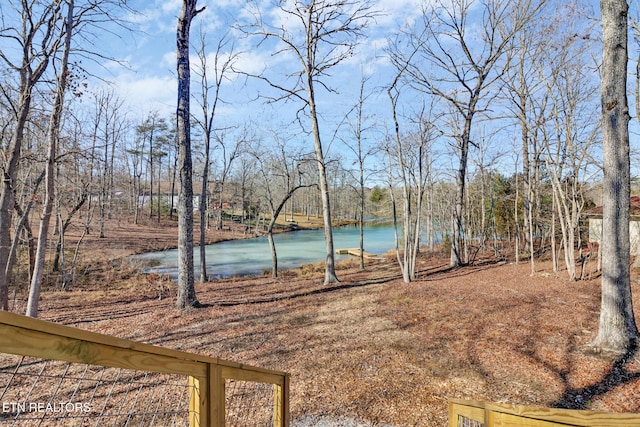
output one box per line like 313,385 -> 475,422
134,172 -> 141,224
6,171 -> 45,293
216,184 -> 224,231
551,197 -> 558,272
108,121 -> 118,220
0,53 -> 54,310
26,0 -> 74,318
170,154 -> 178,220
99,114 -> 109,237
451,135 -> 470,267
175,0 -> 203,309
516,41 -> 536,273
0,2 -> 59,310
308,77 -> 338,285
265,198 -> 293,279
199,158 -> 209,282
53,193 -> 87,272
358,167 -> 365,270
387,89 -> 411,283
515,162 -> 520,264
157,154 -> 162,223
590,0 -> 638,354
85,109 -> 100,233
267,231 -> 278,278
148,126 -> 154,219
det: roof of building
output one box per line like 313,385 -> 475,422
584,195 -> 640,219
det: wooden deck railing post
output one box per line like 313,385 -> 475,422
189,375 -> 204,427
210,363 -> 225,427
449,399 -> 485,427
273,374 -> 290,427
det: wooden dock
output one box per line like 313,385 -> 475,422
336,248 -> 377,258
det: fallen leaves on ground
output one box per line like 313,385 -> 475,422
16,222 -> 640,426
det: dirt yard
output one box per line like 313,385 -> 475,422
15,219 -> 640,426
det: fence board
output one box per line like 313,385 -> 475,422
486,403 -> 640,427
450,400 -> 640,427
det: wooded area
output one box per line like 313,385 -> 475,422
0,0 -> 638,352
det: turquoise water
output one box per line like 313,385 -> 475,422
135,224 -> 398,278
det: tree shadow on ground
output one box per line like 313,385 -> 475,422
200,258 -> 508,308
552,342 -> 640,409
419,260 -> 505,282
199,271 -> 404,307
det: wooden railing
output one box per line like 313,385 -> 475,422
450,399 -> 640,426
0,311 -> 289,426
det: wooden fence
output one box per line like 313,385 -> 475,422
0,311 -> 289,426
450,399 -> 640,426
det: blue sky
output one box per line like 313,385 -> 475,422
96,0 -> 424,124
4,0 -> 628,182
78,0 -> 626,185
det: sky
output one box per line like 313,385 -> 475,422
93,0 -> 425,125
3,0 -> 624,181
66,0 -> 640,185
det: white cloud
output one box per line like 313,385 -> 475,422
205,0 -> 247,8
373,0 -> 425,28
89,0 -> 440,124
110,73 -> 177,118
160,0 -> 182,14
162,51 -> 176,70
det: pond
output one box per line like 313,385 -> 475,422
134,224 -> 398,279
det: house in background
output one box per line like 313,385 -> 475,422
586,195 -> 640,255
137,181 -> 206,212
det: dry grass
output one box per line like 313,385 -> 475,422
7,218 -> 640,426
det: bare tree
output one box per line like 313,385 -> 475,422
192,28 -> 237,282
340,75 -> 377,270
399,0 -> 544,267
25,0 -> 75,317
98,90 -> 126,235
175,0 -> 204,309
501,7 -> 552,273
500,2 -> 588,274
1,0 -> 135,310
126,129 -> 146,224
468,134 -> 506,260
6,171 -> 45,302
52,117 -> 90,283
136,112 -> 168,220
386,91 -> 435,283
252,132 -> 315,278
588,0 -> 638,355
386,33 -> 439,282
0,0 -> 66,310
240,0 -> 377,285
212,128 -> 245,231
237,152 -> 258,231
536,22 -> 599,281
